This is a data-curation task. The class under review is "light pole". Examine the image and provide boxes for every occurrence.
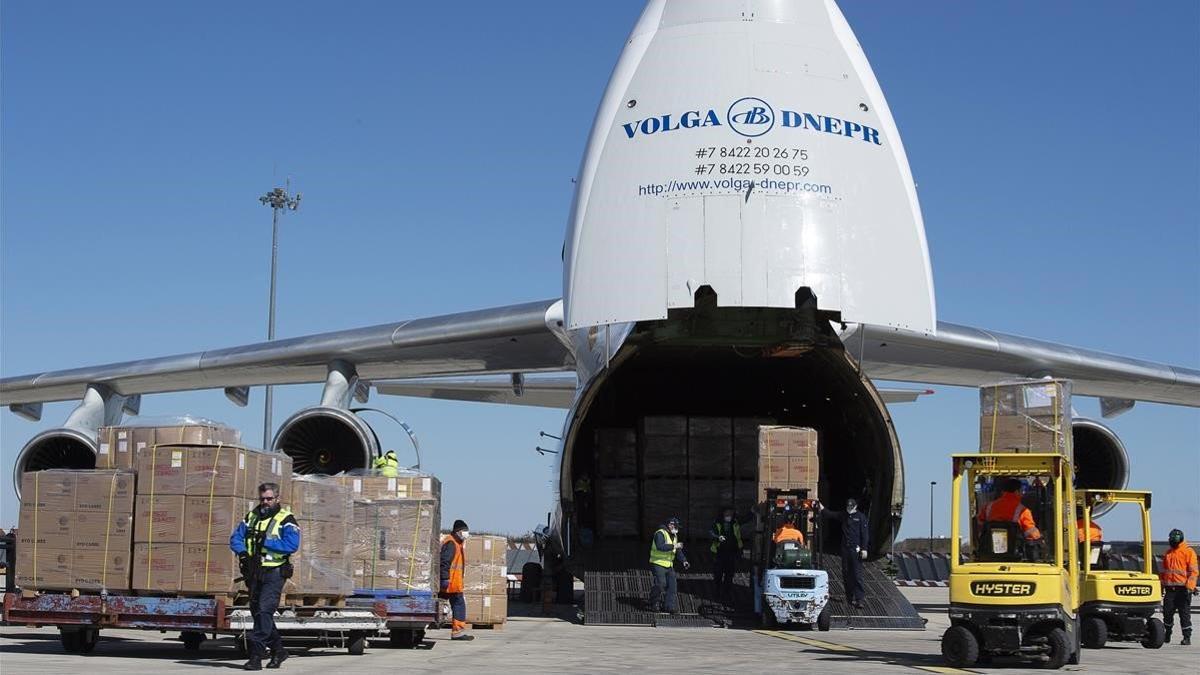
[259,183,301,448]
[929,480,937,553]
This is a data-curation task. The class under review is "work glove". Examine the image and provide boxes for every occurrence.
[238,553,250,576]
[674,542,684,550]
[682,561,690,570]
[1192,588,1199,597]
[860,550,868,560]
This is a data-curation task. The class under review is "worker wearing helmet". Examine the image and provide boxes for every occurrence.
[372,450,399,477]
[1160,528,1198,645]
[647,517,689,614]
[977,478,1042,542]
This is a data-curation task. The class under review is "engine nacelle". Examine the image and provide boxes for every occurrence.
[12,428,99,499]
[272,406,377,475]
[1072,417,1130,517]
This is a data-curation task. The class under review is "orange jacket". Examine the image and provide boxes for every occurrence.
[1076,519,1103,543]
[773,524,806,545]
[978,492,1041,541]
[1160,542,1199,590]
[440,535,465,594]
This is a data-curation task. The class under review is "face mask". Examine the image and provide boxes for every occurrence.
[459,530,470,540]
[847,506,857,514]
[668,527,678,534]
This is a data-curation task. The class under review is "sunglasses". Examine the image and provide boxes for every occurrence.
[259,495,277,502]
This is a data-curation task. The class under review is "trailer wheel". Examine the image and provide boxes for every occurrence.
[181,631,205,651]
[233,634,250,658]
[1142,618,1165,649]
[389,628,424,648]
[347,630,367,655]
[941,625,979,667]
[816,605,831,632]
[1082,616,1107,649]
[60,628,82,653]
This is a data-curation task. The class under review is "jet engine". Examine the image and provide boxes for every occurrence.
[1072,417,1130,517]
[12,428,98,493]
[272,406,378,475]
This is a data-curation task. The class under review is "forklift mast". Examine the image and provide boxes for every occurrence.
[755,488,823,569]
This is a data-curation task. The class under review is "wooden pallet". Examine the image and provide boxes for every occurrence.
[283,594,346,608]
[468,620,505,630]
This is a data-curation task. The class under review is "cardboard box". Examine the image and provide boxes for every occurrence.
[134,494,187,543]
[255,453,293,503]
[688,435,732,478]
[353,558,399,590]
[597,478,639,538]
[74,510,133,551]
[97,424,240,469]
[464,593,507,624]
[351,499,439,591]
[136,444,253,498]
[184,496,248,545]
[642,416,687,436]
[336,474,439,502]
[292,478,353,522]
[181,544,238,594]
[642,435,687,477]
[17,508,74,550]
[133,542,184,592]
[16,546,73,590]
[20,470,76,513]
[299,520,350,558]
[979,380,1072,456]
[641,479,689,539]
[757,426,819,500]
[287,554,353,596]
[688,479,733,533]
[594,428,637,477]
[463,535,507,595]
[74,470,136,512]
[72,549,131,591]
[979,414,1070,455]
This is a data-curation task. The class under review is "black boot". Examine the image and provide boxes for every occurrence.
[243,657,263,671]
[1182,635,1192,646]
[266,649,289,668]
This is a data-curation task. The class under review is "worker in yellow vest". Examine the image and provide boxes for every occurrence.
[648,517,689,613]
[230,482,300,670]
[372,450,399,477]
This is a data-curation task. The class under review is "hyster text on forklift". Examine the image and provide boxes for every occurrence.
[941,453,1082,669]
[1076,489,1166,649]
[752,489,831,630]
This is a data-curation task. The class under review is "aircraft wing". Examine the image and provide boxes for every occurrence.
[853,321,1200,411]
[0,299,573,410]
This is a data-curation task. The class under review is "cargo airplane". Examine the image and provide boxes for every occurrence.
[3,1,1197,585]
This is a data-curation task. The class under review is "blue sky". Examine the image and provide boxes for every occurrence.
[2,1,1197,542]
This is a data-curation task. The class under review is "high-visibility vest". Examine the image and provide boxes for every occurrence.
[711,522,742,553]
[442,535,466,593]
[650,528,677,568]
[1076,519,1103,543]
[1160,543,1199,590]
[773,525,805,545]
[244,507,294,568]
[978,493,1041,541]
[373,452,399,477]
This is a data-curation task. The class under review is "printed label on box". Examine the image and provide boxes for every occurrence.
[136,442,147,452]
[353,479,362,493]
[387,478,397,491]
[422,478,431,492]
[171,451,183,468]
[238,453,245,470]
[484,540,492,551]
[118,440,128,452]
[100,442,110,455]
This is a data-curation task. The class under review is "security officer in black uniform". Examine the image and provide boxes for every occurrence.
[818,497,870,609]
[231,482,301,670]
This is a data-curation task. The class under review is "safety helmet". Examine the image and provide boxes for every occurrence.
[385,450,397,458]
[1168,529,1185,546]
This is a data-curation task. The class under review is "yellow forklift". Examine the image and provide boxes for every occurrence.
[941,453,1081,669]
[1076,489,1165,649]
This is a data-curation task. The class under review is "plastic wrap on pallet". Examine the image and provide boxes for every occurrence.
[346,471,441,592]
[979,379,1073,457]
[688,416,733,479]
[597,477,638,538]
[462,534,507,595]
[135,444,291,500]
[464,592,507,624]
[594,427,638,477]
[287,474,354,596]
[17,469,135,592]
[96,415,241,470]
[756,426,819,501]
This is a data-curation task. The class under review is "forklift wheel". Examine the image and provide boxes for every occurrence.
[1142,618,1166,649]
[347,631,367,656]
[941,626,979,667]
[1082,616,1107,649]
[816,605,831,632]
[1043,627,1070,669]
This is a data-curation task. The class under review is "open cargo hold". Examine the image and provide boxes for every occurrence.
[17,470,135,592]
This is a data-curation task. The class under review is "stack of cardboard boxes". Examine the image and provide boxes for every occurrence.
[16,470,134,591]
[339,472,442,593]
[594,428,638,538]
[132,444,292,594]
[979,379,1072,457]
[463,534,508,625]
[756,426,820,501]
[95,421,241,470]
[288,476,354,596]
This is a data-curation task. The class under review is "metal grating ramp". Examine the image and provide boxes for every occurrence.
[820,554,926,630]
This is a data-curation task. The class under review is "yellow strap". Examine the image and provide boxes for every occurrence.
[101,472,117,589]
[406,498,423,590]
[146,444,157,589]
[203,443,223,592]
[33,472,40,585]
[989,385,999,452]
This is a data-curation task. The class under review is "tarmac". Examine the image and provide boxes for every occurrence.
[0,588,1193,674]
